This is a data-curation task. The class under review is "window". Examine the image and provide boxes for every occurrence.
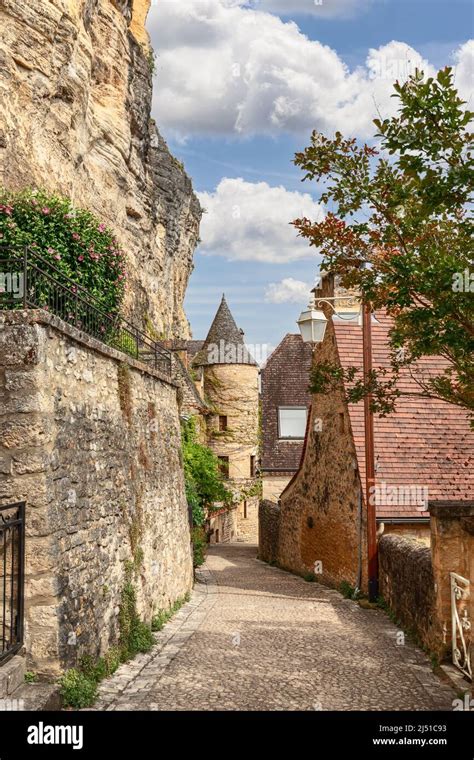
[278,407,307,439]
[218,456,229,478]
[250,455,256,478]
[219,415,228,431]
[243,500,248,519]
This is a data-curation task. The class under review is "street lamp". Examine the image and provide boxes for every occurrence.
[296,301,328,344]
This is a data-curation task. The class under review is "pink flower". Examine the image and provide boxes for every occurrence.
[41,207,50,215]
[31,199,38,206]
[71,286,77,293]
[47,247,55,254]
[54,254,61,261]
[78,255,84,262]
[72,232,80,241]
[98,223,106,233]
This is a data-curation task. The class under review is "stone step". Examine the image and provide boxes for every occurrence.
[0,655,26,698]
[5,683,61,712]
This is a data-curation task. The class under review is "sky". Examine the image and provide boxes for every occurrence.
[147,0,474,359]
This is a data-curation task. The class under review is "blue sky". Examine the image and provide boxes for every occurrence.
[147,0,473,358]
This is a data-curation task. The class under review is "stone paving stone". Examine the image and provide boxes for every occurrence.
[93,544,457,712]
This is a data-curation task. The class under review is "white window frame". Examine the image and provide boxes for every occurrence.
[277,406,307,440]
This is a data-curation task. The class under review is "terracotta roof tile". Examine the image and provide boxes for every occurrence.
[334,312,474,519]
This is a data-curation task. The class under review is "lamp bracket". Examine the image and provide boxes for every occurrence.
[313,295,360,319]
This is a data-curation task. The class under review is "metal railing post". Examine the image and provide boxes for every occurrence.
[23,247,28,308]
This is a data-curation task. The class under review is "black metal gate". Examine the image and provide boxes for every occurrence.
[0,502,25,664]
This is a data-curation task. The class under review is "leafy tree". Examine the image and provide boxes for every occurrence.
[293,68,473,416]
[181,417,232,527]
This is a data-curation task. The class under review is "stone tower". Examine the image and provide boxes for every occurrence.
[193,296,260,542]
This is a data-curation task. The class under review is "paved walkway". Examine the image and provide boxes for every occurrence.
[94,544,456,711]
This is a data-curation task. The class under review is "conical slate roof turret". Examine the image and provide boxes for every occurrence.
[193,295,257,366]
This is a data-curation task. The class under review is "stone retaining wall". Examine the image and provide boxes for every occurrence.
[379,534,437,652]
[0,311,193,676]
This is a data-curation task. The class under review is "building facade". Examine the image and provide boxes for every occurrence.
[190,296,260,543]
[261,334,313,502]
[265,274,474,593]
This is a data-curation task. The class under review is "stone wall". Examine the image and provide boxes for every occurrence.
[277,318,367,590]
[236,497,259,544]
[0,0,201,337]
[208,507,237,545]
[430,502,473,664]
[258,500,280,565]
[0,310,193,676]
[262,474,293,502]
[379,535,438,652]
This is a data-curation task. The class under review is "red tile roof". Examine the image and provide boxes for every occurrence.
[334,312,473,519]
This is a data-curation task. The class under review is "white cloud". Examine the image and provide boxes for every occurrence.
[149,0,473,140]
[197,177,324,263]
[265,277,313,303]
[453,40,474,109]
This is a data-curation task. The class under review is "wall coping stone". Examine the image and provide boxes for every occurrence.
[0,309,178,388]
[428,500,474,518]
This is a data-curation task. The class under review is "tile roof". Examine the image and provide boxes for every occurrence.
[334,312,473,519]
[192,295,257,366]
[261,334,313,471]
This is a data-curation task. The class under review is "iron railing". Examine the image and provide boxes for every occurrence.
[0,246,172,376]
[0,502,25,665]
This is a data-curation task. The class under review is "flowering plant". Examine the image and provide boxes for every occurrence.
[0,188,126,317]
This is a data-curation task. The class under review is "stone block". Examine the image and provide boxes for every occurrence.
[0,656,25,698]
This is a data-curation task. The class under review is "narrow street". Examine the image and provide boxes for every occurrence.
[94,544,456,712]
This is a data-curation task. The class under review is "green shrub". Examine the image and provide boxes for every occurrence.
[339,580,360,600]
[24,671,37,684]
[303,572,316,582]
[0,187,126,318]
[60,668,98,709]
[152,593,190,632]
[192,526,207,568]
[182,417,232,527]
[118,578,153,660]
[109,330,139,358]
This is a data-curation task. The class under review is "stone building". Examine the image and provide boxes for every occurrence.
[263,274,474,594]
[190,296,260,543]
[261,334,313,502]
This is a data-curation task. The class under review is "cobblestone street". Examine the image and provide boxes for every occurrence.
[94,544,456,712]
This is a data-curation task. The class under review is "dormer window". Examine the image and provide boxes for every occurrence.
[278,407,307,440]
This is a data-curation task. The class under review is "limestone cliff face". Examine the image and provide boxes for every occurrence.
[0,0,201,338]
